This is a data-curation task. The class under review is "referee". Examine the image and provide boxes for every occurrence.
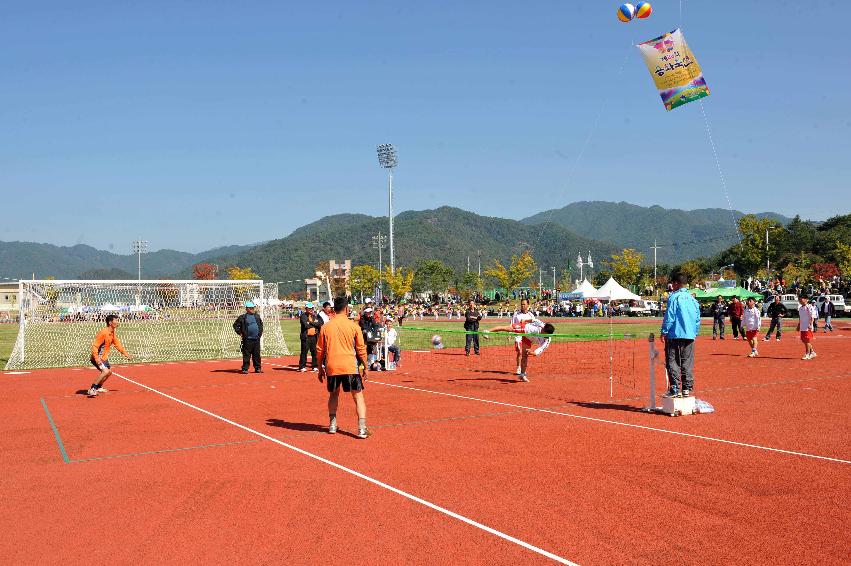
[316,297,370,439]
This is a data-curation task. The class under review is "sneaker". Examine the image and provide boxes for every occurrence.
[776,337,781,341]
[357,428,371,439]
[311,368,319,373]
[255,369,263,373]
[763,337,770,342]
[96,386,109,393]
[809,352,817,359]
[802,354,811,360]
[747,351,757,358]
[328,424,337,434]
[87,387,98,397]
[240,370,249,374]
[515,366,522,375]
[465,351,470,356]
[518,373,529,382]
[661,390,678,398]
[682,389,691,397]
[299,368,307,372]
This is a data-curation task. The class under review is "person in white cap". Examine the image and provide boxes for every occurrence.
[233,300,263,374]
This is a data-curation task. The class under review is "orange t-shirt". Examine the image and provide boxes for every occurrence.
[91,327,128,361]
[316,315,367,376]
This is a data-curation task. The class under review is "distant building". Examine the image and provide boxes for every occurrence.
[304,260,352,302]
[0,281,20,321]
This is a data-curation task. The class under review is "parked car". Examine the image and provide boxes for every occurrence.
[627,299,652,316]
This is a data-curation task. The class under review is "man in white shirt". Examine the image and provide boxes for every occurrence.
[742,297,762,358]
[384,319,400,365]
[486,319,554,382]
[510,298,537,375]
[797,295,818,360]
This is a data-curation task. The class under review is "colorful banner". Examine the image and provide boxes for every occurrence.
[636,28,709,111]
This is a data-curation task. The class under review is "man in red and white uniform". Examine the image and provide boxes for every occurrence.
[486,318,554,383]
[797,294,818,360]
[510,298,537,375]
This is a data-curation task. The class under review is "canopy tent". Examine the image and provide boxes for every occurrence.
[589,277,642,302]
[689,286,762,300]
[128,304,155,312]
[99,303,120,312]
[575,279,598,296]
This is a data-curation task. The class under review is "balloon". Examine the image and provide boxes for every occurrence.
[617,3,636,22]
[635,1,652,19]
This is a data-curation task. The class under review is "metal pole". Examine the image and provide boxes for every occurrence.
[645,333,658,412]
[388,169,395,274]
[552,267,556,293]
[766,228,770,277]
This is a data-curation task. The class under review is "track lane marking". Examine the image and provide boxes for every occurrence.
[370,381,851,465]
[112,372,578,566]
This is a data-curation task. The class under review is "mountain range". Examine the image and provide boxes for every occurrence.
[0,202,794,287]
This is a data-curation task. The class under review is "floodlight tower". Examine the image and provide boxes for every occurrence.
[132,239,149,281]
[376,144,398,274]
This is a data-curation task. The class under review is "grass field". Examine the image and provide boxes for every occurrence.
[0,316,761,369]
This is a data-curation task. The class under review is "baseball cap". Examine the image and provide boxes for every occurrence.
[363,306,373,313]
[305,301,314,309]
[364,297,373,304]
[244,301,255,308]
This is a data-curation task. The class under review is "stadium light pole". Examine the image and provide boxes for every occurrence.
[132,239,149,281]
[376,144,398,274]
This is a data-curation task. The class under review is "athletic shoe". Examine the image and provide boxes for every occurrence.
[96,386,109,393]
[357,428,371,439]
[747,352,757,358]
[518,373,529,382]
[809,352,817,359]
[776,337,781,341]
[763,337,770,341]
[87,387,98,397]
[328,424,337,434]
[802,354,811,360]
[682,389,691,397]
[661,390,678,398]
[299,368,307,372]
[515,366,522,375]
[311,368,318,373]
[255,370,263,373]
[240,370,249,374]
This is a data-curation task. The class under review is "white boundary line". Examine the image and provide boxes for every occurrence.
[370,381,851,465]
[111,372,577,565]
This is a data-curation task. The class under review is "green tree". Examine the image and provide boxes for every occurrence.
[593,269,612,287]
[484,250,537,293]
[677,260,704,286]
[607,248,644,287]
[734,214,785,275]
[461,271,484,293]
[412,260,455,295]
[835,243,851,276]
[349,265,380,298]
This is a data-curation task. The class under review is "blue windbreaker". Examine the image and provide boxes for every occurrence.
[661,288,701,339]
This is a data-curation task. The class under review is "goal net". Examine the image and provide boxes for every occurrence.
[5,280,290,370]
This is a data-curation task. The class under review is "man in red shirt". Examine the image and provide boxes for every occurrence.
[728,296,745,340]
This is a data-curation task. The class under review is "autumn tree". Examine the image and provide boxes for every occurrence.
[384,266,415,298]
[226,266,260,280]
[193,263,219,280]
[607,248,644,287]
[835,243,851,276]
[484,250,537,293]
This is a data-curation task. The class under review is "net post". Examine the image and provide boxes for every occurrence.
[645,333,657,412]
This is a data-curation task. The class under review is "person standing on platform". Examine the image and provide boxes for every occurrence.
[233,301,263,374]
[463,298,483,356]
[728,296,745,340]
[711,295,727,340]
[660,272,701,398]
[764,294,787,341]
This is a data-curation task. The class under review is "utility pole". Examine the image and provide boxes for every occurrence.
[467,256,470,273]
[477,250,481,277]
[552,266,556,293]
[766,228,770,277]
[651,239,660,289]
[376,144,398,273]
[539,268,543,293]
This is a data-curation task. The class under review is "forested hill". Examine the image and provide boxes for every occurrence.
[195,206,619,294]
[521,201,791,264]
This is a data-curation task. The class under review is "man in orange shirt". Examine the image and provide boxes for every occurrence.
[87,314,132,397]
[316,297,370,439]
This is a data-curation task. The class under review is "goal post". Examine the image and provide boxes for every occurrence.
[5,280,290,370]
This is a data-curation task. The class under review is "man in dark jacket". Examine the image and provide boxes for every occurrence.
[299,302,323,372]
[233,300,263,374]
[764,294,787,341]
[463,298,483,355]
[728,297,745,339]
[819,296,835,332]
[710,296,727,340]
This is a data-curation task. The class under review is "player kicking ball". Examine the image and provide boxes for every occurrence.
[485,320,554,382]
[87,314,132,397]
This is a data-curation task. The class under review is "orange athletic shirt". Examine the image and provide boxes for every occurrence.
[316,315,367,376]
[91,327,127,360]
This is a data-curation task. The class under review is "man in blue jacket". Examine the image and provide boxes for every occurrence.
[661,272,701,397]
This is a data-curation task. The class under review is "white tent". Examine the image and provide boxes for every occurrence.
[575,279,597,297]
[589,277,642,301]
[99,303,120,312]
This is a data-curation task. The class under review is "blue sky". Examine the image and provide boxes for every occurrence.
[1,1,848,252]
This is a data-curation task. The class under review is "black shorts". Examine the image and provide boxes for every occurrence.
[91,356,111,370]
[327,374,364,393]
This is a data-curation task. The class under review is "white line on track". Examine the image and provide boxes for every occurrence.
[111,371,577,565]
[370,381,850,465]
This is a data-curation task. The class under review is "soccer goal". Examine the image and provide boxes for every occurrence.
[5,280,290,370]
